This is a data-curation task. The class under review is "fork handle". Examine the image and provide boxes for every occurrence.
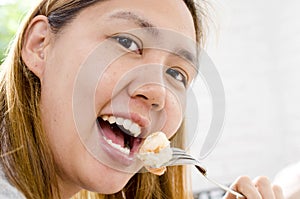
[203,175,246,198]
[195,165,207,175]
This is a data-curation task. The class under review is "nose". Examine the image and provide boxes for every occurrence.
[132,83,166,111]
[128,50,169,111]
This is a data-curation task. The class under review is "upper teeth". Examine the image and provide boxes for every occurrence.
[101,115,142,137]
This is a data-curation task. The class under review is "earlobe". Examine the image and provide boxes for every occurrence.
[22,15,50,79]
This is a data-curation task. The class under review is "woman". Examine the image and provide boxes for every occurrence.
[0,0,284,198]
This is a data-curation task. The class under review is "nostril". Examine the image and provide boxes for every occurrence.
[135,94,160,109]
[132,87,165,111]
[151,103,159,109]
[136,94,148,100]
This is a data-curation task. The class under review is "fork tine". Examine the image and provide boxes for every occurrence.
[171,150,203,164]
[163,150,206,173]
[168,155,196,163]
[164,159,200,167]
[171,148,187,154]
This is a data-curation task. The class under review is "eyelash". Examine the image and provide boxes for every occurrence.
[112,34,142,55]
[166,68,187,87]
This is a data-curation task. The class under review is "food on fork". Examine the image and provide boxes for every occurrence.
[137,131,172,175]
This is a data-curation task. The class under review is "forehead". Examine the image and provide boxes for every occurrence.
[80,0,196,40]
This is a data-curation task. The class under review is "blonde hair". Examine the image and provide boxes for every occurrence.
[0,0,206,198]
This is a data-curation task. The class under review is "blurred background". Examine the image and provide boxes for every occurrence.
[190,0,300,198]
[1,0,300,198]
[0,0,37,63]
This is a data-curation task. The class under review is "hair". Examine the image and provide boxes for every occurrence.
[0,0,208,198]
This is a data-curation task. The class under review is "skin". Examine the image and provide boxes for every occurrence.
[21,0,285,198]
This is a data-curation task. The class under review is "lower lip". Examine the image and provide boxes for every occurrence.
[97,125,136,166]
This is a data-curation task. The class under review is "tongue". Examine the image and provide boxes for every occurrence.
[98,119,125,147]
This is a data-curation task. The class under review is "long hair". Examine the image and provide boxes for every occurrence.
[0,0,207,198]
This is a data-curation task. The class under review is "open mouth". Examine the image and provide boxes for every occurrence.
[97,115,143,157]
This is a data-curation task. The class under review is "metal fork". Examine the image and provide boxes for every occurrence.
[161,147,245,198]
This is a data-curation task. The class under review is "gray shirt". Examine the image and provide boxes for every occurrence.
[0,167,25,199]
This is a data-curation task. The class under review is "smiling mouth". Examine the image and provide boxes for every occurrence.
[97,115,143,156]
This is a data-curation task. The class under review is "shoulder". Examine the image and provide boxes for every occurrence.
[0,168,25,199]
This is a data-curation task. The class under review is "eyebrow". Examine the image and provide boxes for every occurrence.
[108,11,197,66]
[109,11,159,36]
[176,49,197,67]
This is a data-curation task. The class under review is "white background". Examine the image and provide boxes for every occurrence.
[190,0,300,193]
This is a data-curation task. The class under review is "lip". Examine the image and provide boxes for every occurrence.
[97,124,135,166]
[127,112,150,128]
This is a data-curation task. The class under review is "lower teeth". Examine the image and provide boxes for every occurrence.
[103,137,130,155]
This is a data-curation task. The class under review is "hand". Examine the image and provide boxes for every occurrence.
[223,176,284,199]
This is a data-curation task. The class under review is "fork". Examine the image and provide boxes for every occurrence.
[161,147,246,198]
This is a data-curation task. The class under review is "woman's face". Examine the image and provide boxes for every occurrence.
[40,0,196,196]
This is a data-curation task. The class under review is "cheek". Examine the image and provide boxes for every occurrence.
[163,93,185,138]
[39,45,88,166]
[94,62,131,111]
[94,73,118,113]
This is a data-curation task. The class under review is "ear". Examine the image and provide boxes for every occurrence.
[22,15,51,79]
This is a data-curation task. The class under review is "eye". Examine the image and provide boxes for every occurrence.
[166,68,187,87]
[112,34,142,54]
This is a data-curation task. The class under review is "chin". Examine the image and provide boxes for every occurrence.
[90,180,130,195]
[101,182,128,195]
[85,168,134,195]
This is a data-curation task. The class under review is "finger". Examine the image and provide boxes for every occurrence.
[272,185,284,199]
[253,176,275,199]
[224,176,262,199]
